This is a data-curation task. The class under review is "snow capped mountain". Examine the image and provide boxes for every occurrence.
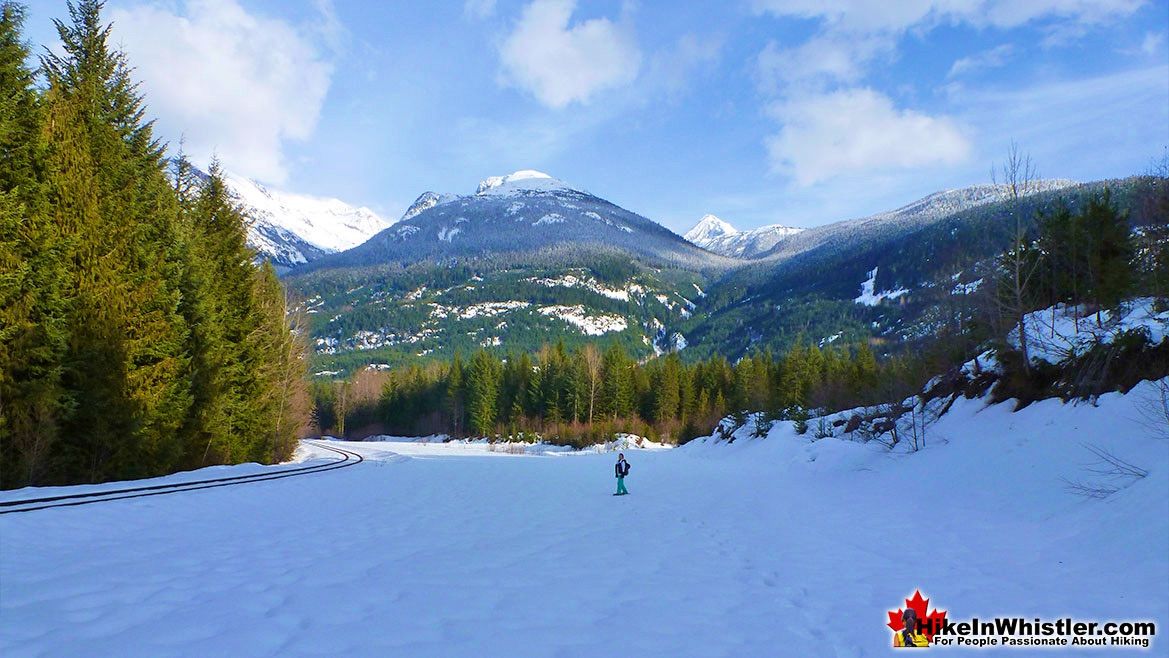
[304,170,723,271]
[210,170,391,270]
[684,214,803,259]
[684,214,738,244]
[475,170,581,196]
[401,191,458,222]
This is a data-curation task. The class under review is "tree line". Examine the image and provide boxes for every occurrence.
[0,1,309,488]
[310,339,949,446]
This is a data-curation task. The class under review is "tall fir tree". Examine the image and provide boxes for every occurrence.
[466,349,500,436]
[39,0,193,481]
[0,1,71,487]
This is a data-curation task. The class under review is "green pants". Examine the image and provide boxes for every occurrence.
[616,476,628,494]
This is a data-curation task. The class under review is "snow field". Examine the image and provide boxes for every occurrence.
[2,382,1167,657]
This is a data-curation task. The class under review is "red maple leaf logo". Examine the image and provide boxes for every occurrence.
[887,590,948,641]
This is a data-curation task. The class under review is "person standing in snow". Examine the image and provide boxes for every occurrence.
[614,453,630,495]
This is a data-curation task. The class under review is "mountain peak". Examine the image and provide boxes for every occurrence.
[402,191,457,221]
[476,170,578,196]
[212,168,389,268]
[685,215,805,259]
[684,214,738,243]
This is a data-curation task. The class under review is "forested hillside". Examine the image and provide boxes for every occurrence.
[0,1,309,488]
[313,175,1167,444]
[291,249,707,372]
[682,177,1167,360]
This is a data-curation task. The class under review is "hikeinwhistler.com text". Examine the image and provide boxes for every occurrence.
[926,617,1156,649]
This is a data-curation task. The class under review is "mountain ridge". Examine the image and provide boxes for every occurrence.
[296,170,730,273]
[684,214,804,259]
[191,166,392,270]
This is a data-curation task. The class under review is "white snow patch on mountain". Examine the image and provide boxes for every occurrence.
[539,305,627,335]
[429,301,530,320]
[533,213,565,226]
[952,278,983,295]
[476,170,581,196]
[225,172,390,255]
[527,273,632,301]
[854,267,909,306]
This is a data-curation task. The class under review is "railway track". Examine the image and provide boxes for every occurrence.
[0,441,363,515]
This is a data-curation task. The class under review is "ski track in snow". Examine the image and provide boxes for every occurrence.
[2,384,1167,657]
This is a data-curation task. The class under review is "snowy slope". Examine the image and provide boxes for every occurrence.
[684,214,803,259]
[1011,298,1169,365]
[214,171,391,269]
[2,383,1165,656]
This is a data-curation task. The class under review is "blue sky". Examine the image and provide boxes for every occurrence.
[23,0,1169,232]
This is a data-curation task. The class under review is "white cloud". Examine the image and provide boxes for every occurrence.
[109,0,337,184]
[756,34,892,92]
[464,0,497,20]
[751,0,938,33]
[1140,31,1166,56]
[645,33,723,98]
[499,0,641,108]
[947,44,1016,78]
[951,64,1169,168]
[750,0,1142,186]
[751,0,1144,33]
[766,88,971,186]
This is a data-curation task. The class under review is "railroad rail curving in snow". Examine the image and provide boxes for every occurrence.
[0,441,363,515]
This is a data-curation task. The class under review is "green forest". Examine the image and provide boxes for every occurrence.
[0,1,309,488]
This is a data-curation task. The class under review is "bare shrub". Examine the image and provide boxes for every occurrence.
[1134,377,1169,440]
[1064,443,1148,499]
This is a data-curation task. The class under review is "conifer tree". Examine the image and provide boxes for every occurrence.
[466,349,499,436]
[0,1,71,486]
[1079,190,1135,321]
[446,352,466,435]
[41,0,192,481]
[601,343,633,420]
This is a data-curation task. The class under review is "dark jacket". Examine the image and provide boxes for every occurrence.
[615,459,630,478]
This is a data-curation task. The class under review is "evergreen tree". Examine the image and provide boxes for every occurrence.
[466,349,499,436]
[1079,190,1135,320]
[601,343,633,420]
[0,1,71,487]
[42,0,192,481]
[247,261,307,462]
[446,352,465,435]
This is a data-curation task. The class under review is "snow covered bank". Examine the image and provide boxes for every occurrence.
[1011,297,1169,365]
[2,384,1165,656]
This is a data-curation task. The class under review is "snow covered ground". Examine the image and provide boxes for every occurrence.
[1012,298,1169,365]
[2,383,1167,656]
